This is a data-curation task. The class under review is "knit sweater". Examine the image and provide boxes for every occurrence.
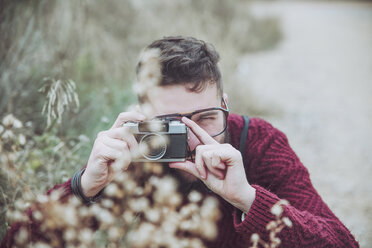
[1,114,359,247]
[211,114,358,247]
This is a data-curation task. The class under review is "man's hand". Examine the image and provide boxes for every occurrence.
[81,112,145,197]
[169,117,256,214]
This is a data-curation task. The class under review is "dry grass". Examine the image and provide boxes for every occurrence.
[0,0,282,244]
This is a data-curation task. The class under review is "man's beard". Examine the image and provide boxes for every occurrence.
[162,129,230,196]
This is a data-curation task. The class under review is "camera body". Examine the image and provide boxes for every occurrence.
[124,120,188,162]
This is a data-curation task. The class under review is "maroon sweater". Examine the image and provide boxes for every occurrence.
[1,114,359,247]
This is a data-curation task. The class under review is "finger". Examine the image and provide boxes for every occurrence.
[93,142,127,164]
[195,146,207,179]
[181,117,217,145]
[98,127,139,152]
[194,144,224,179]
[211,154,226,170]
[110,152,131,172]
[213,145,242,166]
[169,161,204,180]
[120,129,140,157]
[202,150,225,179]
[100,135,140,162]
[98,127,129,140]
[110,112,146,129]
[98,135,129,151]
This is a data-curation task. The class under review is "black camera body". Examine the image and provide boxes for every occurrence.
[123,120,188,162]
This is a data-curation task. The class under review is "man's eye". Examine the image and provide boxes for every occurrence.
[197,116,216,122]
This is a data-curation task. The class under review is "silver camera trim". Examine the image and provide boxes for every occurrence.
[123,120,187,134]
[123,120,188,162]
[139,133,167,161]
[133,157,186,162]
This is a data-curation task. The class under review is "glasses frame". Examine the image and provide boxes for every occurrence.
[154,98,229,137]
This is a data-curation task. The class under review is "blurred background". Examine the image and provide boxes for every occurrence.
[0,0,371,246]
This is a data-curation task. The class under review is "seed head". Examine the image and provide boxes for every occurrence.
[282,217,293,227]
[251,233,260,242]
[188,191,202,203]
[270,204,283,217]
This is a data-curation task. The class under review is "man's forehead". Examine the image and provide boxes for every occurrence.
[145,84,220,116]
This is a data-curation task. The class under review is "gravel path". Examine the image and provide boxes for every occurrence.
[237,1,372,246]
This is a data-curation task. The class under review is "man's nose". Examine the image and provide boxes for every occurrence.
[187,130,201,151]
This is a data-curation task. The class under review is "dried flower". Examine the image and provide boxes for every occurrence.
[39,78,79,128]
[101,116,110,123]
[188,190,202,203]
[36,195,48,203]
[145,208,161,223]
[13,119,23,128]
[251,233,260,242]
[136,48,162,87]
[79,228,94,244]
[101,199,114,209]
[2,130,14,140]
[14,227,28,245]
[6,126,222,248]
[2,114,16,127]
[61,205,77,226]
[128,197,150,212]
[32,242,52,248]
[200,220,218,240]
[282,217,293,227]
[108,226,121,241]
[33,210,43,221]
[249,199,292,248]
[18,134,26,145]
[123,210,136,223]
[78,134,90,143]
[63,228,76,241]
[201,197,220,220]
[97,209,115,225]
[270,204,283,217]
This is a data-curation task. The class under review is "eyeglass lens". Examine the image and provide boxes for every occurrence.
[190,109,226,137]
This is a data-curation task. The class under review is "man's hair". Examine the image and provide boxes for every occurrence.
[136,36,222,97]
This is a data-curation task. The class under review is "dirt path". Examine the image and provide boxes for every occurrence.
[237,1,372,246]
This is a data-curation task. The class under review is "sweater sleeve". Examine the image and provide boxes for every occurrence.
[46,178,73,199]
[232,119,359,248]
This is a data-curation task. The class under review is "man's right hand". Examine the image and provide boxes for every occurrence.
[80,111,145,197]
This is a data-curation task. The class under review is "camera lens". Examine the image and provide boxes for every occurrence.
[139,133,167,160]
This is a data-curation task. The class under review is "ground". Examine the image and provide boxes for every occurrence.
[236,1,372,247]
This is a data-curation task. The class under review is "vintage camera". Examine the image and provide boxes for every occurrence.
[123,120,188,162]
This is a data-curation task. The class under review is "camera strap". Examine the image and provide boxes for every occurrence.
[239,115,250,165]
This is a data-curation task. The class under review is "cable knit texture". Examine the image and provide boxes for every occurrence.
[1,114,359,247]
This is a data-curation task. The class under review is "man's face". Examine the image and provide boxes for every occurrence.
[145,83,227,182]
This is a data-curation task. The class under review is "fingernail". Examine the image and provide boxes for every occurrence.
[198,171,204,179]
[182,116,191,122]
[198,169,205,179]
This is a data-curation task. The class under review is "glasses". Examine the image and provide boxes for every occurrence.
[154,98,229,137]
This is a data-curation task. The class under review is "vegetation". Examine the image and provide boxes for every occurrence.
[0,0,282,245]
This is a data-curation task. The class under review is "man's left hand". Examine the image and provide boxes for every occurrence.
[169,117,256,214]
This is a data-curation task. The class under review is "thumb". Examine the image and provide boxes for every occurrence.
[169,161,204,180]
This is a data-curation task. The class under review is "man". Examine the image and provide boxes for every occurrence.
[2,36,359,247]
